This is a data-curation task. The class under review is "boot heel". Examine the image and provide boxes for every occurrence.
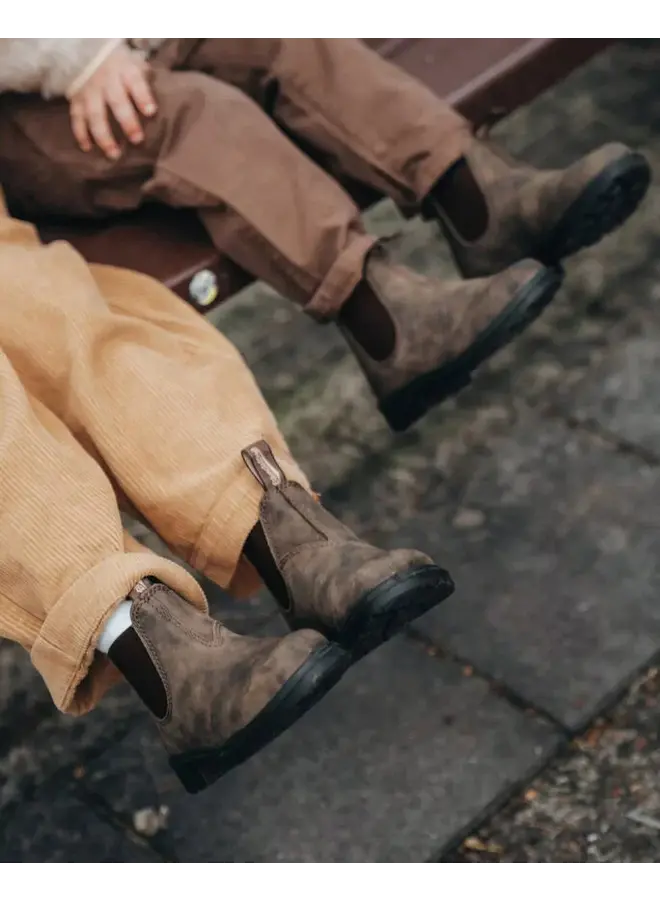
[380,369,472,432]
[380,265,563,433]
[169,751,225,794]
[339,565,455,660]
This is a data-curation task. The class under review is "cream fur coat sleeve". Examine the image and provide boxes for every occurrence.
[0,31,122,98]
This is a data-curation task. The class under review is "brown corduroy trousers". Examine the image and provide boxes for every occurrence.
[0,39,471,321]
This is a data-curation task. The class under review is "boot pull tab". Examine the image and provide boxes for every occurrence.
[242,440,286,490]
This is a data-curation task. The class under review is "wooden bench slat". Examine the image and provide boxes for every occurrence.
[38,207,250,303]
[443,38,612,123]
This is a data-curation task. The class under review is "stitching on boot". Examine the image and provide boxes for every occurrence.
[147,585,217,643]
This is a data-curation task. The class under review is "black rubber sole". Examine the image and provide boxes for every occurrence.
[169,642,349,794]
[336,564,455,661]
[538,151,651,265]
[380,265,563,432]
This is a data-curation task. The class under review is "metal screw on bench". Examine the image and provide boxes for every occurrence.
[189,269,219,309]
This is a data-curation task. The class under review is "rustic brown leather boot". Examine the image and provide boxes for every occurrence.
[340,248,562,431]
[114,579,349,794]
[242,441,454,659]
[426,139,651,278]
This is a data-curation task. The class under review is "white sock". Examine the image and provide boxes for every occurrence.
[97,600,133,654]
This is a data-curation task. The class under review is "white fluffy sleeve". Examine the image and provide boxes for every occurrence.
[0,39,122,98]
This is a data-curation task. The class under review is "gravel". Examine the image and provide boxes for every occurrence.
[445,664,660,862]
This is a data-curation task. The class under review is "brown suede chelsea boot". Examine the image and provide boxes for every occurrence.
[242,441,454,659]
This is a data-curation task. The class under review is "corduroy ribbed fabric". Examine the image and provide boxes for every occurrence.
[0,192,308,715]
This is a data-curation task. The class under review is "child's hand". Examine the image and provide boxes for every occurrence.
[69,44,157,160]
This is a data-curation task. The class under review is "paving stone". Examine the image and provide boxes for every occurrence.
[567,332,660,457]
[83,637,557,862]
[0,635,143,812]
[0,642,53,750]
[409,415,660,730]
[0,682,142,814]
[0,786,158,862]
[446,665,660,863]
[494,41,660,165]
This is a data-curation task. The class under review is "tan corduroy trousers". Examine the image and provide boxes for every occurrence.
[0,195,308,716]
